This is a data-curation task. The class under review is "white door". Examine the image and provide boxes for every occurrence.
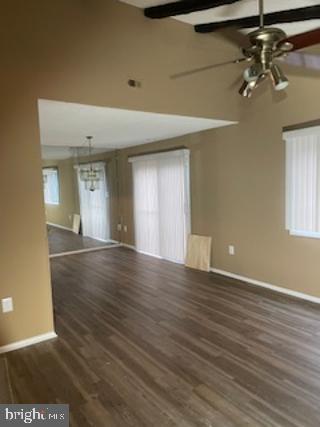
[77,162,110,242]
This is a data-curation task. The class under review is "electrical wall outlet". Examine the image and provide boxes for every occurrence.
[228,245,235,256]
[2,297,13,313]
[123,225,128,233]
[117,224,122,231]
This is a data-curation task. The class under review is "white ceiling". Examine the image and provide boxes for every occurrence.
[120,0,320,36]
[38,99,235,153]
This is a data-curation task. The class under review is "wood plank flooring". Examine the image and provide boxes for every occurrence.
[47,225,113,255]
[0,358,12,403]
[3,247,320,426]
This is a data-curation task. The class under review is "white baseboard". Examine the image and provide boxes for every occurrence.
[210,268,320,305]
[136,249,163,259]
[49,243,121,258]
[120,244,183,263]
[116,245,320,304]
[46,222,73,232]
[92,237,113,243]
[0,331,57,354]
[121,243,136,251]
[120,243,160,257]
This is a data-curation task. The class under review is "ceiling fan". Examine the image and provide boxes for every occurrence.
[171,0,320,98]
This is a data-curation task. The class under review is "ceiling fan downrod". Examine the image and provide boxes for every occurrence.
[259,0,264,28]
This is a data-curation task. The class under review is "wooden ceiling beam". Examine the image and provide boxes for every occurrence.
[195,6,320,33]
[144,0,243,19]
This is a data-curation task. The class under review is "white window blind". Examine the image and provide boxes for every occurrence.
[129,149,191,264]
[43,168,60,205]
[284,127,320,238]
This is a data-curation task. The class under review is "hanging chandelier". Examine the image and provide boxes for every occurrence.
[79,136,101,192]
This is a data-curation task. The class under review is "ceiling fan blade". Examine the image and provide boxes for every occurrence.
[171,57,248,79]
[279,52,320,71]
[282,28,320,51]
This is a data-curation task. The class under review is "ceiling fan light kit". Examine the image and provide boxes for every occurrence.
[237,20,291,96]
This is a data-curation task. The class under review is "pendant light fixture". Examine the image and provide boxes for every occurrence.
[79,136,101,192]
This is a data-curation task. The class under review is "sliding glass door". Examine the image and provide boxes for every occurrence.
[130,149,190,263]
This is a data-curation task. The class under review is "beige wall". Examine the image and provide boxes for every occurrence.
[0,99,55,346]
[118,72,320,298]
[42,158,78,229]
[1,0,320,348]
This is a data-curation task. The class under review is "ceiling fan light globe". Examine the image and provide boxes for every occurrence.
[243,64,262,82]
[270,64,289,91]
[243,67,255,82]
[275,80,289,91]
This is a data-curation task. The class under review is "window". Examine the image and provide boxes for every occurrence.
[284,126,320,238]
[129,149,190,263]
[43,167,60,205]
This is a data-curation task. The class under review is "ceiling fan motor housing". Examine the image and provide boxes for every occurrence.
[245,27,292,71]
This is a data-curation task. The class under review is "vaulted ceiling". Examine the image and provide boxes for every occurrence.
[120,0,320,37]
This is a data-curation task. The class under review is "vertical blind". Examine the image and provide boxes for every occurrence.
[129,149,190,263]
[43,168,60,205]
[77,162,110,242]
[284,127,320,236]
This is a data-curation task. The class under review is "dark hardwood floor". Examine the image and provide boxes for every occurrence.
[2,247,320,426]
[0,358,12,403]
[47,225,114,255]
